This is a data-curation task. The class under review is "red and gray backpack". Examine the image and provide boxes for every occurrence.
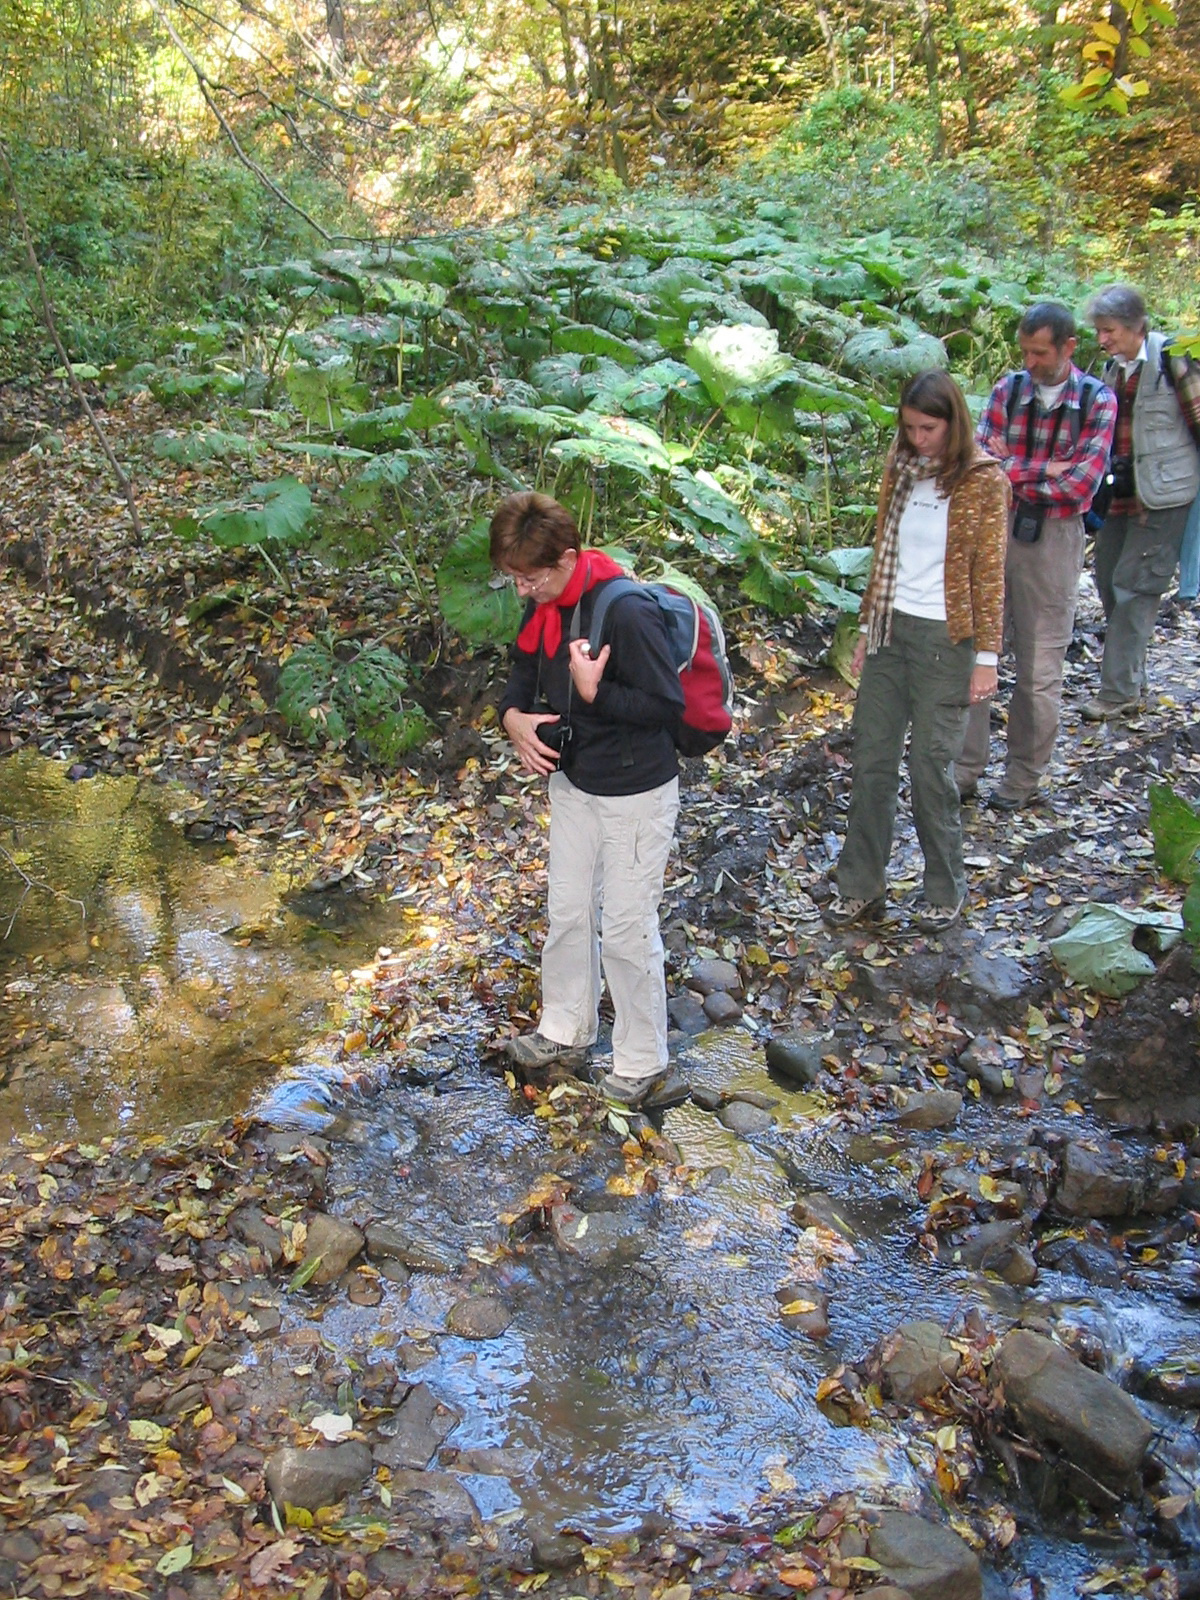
[585,578,734,757]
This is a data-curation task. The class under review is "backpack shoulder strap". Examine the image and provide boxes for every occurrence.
[584,577,643,650]
[1004,371,1024,431]
[1070,373,1103,447]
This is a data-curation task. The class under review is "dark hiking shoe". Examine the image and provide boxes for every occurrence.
[505,1033,590,1072]
[1080,696,1142,722]
[599,1066,690,1109]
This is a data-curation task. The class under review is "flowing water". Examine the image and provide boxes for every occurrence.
[2,751,1198,1593]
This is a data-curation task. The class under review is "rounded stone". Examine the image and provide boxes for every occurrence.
[703,990,744,1024]
[447,1294,512,1340]
[765,1032,826,1086]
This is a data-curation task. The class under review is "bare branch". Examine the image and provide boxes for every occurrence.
[147,0,335,244]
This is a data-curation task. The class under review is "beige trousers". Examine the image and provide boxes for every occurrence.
[956,514,1086,798]
[539,771,679,1080]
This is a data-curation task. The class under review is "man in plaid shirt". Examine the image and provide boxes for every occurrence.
[1083,284,1200,719]
[955,302,1116,810]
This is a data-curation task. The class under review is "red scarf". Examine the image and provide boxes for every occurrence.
[516,550,627,657]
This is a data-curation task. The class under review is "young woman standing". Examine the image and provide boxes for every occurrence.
[825,370,1010,933]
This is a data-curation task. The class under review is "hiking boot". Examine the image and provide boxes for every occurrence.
[821,893,885,929]
[913,896,966,934]
[986,788,1036,813]
[505,1033,590,1071]
[600,1066,690,1109]
[1080,695,1141,722]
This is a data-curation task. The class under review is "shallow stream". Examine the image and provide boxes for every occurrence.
[2,751,1198,1597]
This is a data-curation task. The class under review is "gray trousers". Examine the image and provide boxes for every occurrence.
[837,612,974,908]
[540,771,679,1079]
[1093,503,1190,703]
[957,514,1086,798]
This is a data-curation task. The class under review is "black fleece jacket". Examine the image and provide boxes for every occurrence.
[498,579,683,796]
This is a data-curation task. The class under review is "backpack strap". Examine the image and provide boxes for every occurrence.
[1004,371,1024,440]
[1070,372,1102,448]
[582,577,642,655]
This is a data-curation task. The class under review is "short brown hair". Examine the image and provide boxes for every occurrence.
[489,492,579,572]
[896,369,978,494]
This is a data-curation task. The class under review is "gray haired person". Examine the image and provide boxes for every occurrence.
[1084,284,1200,719]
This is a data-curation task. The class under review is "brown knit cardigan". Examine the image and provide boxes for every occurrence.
[859,445,1011,656]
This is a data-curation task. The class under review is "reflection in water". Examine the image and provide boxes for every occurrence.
[0,750,398,1142]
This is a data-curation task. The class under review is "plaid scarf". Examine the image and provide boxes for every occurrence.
[864,451,932,656]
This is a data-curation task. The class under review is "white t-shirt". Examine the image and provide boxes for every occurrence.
[894,478,950,621]
[1035,378,1069,410]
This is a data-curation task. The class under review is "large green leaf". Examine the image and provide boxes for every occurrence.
[602,359,709,419]
[671,468,751,537]
[553,322,643,367]
[437,517,523,646]
[153,429,259,463]
[806,546,874,585]
[686,323,792,399]
[739,544,804,614]
[345,405,416,447]
[1049,903,1183,997]
[283,358,370,427]
[550,435,665,480]
[371,277,448,316]
[203,476,314,549]
[686,324,800,439]
[795,571,862,612]
[1149,782,1200,883]
[841,327,948,382]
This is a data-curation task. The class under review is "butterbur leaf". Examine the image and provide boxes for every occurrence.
[1049,903,1183,997]
[438,516,523,646]
[1148,782,1200,882]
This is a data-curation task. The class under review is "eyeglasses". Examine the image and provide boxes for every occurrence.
[505,569,553,595]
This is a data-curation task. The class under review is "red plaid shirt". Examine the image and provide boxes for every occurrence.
[976,365,1117,519]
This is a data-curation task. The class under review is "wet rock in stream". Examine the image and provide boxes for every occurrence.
[373,1382,460,1470]
[895,1087,962,1130]
[1056,1138,1183,1219]
[301,1211,365,1283]
[363,1219,460,1273]
[549,1200,646,1267]
[877,1319,962,1406]
[867,1509,982,1600]
[447,1292,512,1339]
[993,1328,1153,1500]
[765,1029,828,1086]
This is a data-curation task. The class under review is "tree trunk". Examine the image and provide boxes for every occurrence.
[551,0,580,99]
[941,0,979,143]
[913,0,946,157]
[325,0,347,71]
[813,0,842,88]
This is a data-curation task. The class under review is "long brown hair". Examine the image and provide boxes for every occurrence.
[894,370,977,494]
